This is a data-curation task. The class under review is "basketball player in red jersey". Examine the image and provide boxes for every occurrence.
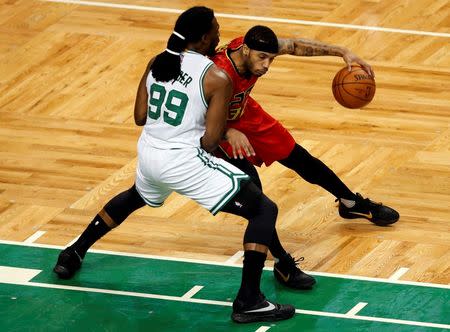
[212,26,399,228]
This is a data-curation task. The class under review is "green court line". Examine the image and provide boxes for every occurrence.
[0,241,449,331]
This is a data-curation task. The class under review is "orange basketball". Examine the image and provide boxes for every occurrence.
[332,65,376,109]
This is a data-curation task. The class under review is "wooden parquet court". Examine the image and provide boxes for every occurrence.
[0,0,449,286]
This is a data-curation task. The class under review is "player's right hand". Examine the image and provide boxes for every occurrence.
[225,128,256,159]
[342,51,374,78]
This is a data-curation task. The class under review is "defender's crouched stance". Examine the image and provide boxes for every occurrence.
[54,7,311,324]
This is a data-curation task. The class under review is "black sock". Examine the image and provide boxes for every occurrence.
[70,215,111,258]
[236,250,266,304]
[269,230,287,260]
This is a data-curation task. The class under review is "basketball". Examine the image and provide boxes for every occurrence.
[332,65,376,109]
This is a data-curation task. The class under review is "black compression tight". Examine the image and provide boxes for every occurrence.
[218,160,287,258]
[279,144,355,200]
[223,156,262,190]
[221,181,276,247]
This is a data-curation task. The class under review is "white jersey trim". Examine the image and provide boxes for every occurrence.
[199,62,214,108]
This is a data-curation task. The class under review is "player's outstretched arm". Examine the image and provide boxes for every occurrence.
[201,65,233,153]
[277,38,374,77]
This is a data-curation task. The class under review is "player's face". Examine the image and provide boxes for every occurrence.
[245,49,277,77]
[205,18,220,57]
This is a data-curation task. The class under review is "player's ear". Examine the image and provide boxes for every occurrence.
[201,33,209,44]
[243,44,250,57]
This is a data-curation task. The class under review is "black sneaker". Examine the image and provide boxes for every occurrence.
[232,294,295,323]
[273,254,316,290]
[53,247,83,279]
[338,193,399,226]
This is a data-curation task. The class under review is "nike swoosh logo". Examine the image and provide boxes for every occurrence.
[349,211,373,219]
[74,250,83,263]
[274,267,290,282]
[244,301,276,313]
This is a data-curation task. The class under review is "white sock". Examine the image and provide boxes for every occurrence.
[340,198,356,208]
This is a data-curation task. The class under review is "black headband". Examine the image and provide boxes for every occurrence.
[244,38,279,54]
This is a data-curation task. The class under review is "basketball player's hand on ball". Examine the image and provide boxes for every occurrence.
[225,128,256,159]
[342,51,374,78]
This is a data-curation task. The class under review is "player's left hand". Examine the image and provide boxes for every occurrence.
[225,128,256,159]
[342,51,375,78]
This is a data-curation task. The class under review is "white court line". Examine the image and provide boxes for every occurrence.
[0,275,447,330]
[255,327,271,332]
[30,280,231,306]
[346,302,368,316]
[181,285,203,299]
[24,231,46,243]
[225,251,244,264]
[389,267,410,281]
[294,308,449,330]
[0,239,449,290]
[0,266,42,283]
[41,0,450,38]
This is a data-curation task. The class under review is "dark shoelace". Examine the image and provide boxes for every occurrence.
[285,255,304,271]
[335,193,383,207]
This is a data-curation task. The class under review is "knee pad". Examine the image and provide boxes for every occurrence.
[221,180,263,218]
[221,180,278,246]
[243,194,278,246]
[103,185,145,225]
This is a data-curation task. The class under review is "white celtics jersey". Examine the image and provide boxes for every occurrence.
[140,50,214,149]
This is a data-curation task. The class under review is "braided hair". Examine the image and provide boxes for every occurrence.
[151,6,215,82]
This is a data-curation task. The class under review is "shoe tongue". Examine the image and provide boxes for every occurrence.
[281,255,297,269]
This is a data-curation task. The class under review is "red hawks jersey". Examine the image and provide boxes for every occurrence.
[211,37,258,121]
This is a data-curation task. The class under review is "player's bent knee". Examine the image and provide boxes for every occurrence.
[220,180,279,246]
[259,194,278,225]
[221,180,263,217]
[242,193,278,246]
[103,184,145,225]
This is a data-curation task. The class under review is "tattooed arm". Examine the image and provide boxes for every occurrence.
[278,38,374,77]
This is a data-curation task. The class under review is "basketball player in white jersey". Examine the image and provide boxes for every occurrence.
[53,7,300,324]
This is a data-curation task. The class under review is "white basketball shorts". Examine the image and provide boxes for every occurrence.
[135,141,249,215]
